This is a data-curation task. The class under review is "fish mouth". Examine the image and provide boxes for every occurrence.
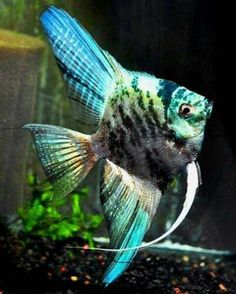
[206,99,214,118]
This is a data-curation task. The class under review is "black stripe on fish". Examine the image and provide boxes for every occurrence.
[157,79,179,110]
[144,113,156,135]
[118,127,135,162]
[118,105,125,121]
[131,128,142,147]
[137,94,145,111]
[132,108,143,125]
[148,98,160,126]
[145,148,159,179]
[131,76,139,91]
[108,130,118,152]
[152,148,160,157]
[122,114,134,130]
[144,148,169,190]
[108,129,128,163]
[140,125,148,137]
[150,126,156,138]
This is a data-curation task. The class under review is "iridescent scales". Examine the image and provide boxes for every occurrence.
[97,73,165,164]
[95,73,193,186]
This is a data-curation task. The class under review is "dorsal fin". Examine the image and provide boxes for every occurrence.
[40,6,122,133]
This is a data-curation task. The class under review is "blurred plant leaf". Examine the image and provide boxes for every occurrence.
[9,174,103,246]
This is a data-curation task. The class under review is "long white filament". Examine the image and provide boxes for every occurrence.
[67,161,200,252]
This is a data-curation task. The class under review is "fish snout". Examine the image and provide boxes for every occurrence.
[206,99,214,118]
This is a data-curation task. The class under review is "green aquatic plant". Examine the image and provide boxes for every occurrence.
[9,175,103,247]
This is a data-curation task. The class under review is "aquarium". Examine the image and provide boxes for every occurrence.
[0,1,235,293]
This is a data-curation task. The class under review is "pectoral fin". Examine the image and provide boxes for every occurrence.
[100,160,161,285]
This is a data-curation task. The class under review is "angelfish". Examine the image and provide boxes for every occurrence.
[24,6,213,285]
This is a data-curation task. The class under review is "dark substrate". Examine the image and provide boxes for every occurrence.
[0,229,235,294]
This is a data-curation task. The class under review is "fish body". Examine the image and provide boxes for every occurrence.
[93,71,209,190]
[24,6,213,286]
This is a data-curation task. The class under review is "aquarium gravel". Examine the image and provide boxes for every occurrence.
[0,231,235,294]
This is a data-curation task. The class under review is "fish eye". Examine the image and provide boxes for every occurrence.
[179,104,194,118]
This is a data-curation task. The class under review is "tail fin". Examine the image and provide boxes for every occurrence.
[24,124,97,198]
[40,6,122,133]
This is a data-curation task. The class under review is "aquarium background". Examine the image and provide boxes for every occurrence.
[0,0,235,254]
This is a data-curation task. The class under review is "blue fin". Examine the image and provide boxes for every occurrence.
[100,160,161,285]
[24,124,97,199]
[40,6,122,133]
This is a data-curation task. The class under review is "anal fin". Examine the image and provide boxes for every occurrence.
[100,160,161,285]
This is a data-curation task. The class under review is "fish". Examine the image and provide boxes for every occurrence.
[23,6,213,286]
